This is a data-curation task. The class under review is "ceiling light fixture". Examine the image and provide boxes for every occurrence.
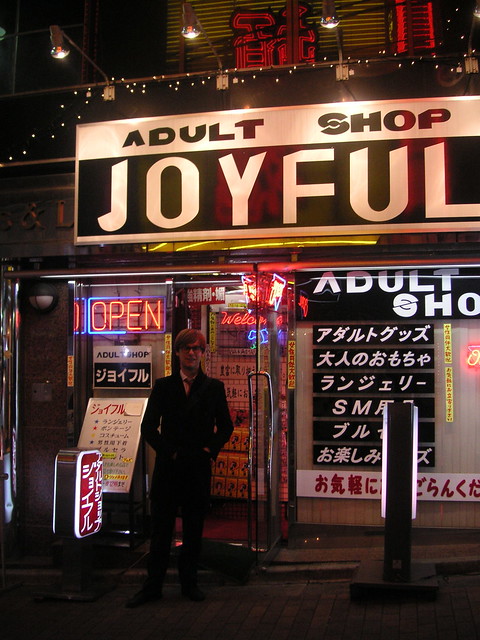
[320,0,340,29]
[49,24,69,58]
[181,2,202,39]
[49,25,115,100]
[180,3,227,89]
[318,2,347,81]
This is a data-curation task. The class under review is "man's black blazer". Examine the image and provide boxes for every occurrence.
[141,369,233,499]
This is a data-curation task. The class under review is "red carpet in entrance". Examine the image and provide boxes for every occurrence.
[203,515,248,541]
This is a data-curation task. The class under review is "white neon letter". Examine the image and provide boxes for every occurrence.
[283,149,335,224]
[97,160,128,232]
[146,157,199,229]
[349,146,408,221]
[425,143,480,218]
[219,152,266,226]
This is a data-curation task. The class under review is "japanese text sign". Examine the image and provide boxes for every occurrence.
[312,323,435,468]
[93,346,152,389]
[77,398,147,493]
[297,470,480,503]
[53,448,103,538]
[77,450,103,537]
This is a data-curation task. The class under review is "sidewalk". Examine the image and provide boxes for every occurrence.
[1,526,479,640]
[2,574,480,640]
[271,524,480,583]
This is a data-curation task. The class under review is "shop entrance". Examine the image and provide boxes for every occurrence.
[71,267,288,561]
[178,271,288,560]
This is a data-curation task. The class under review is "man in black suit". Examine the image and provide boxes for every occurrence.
[126,329,233,607]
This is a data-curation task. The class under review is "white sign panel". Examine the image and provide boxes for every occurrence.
[77,398,147,493]
[75,97,480,244]
[93,346,152,389]
[297,470,480,502]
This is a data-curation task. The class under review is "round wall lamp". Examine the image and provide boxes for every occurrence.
[28,282,59,313]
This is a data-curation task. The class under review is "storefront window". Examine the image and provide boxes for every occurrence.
[295,267,480,527]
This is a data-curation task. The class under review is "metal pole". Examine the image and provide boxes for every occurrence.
[0,471,7,589]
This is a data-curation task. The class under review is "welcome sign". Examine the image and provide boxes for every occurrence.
[75,97,480,245]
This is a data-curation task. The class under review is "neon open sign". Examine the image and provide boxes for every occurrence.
[85,296,166,335]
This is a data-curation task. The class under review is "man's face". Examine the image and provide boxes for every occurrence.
[177,341,203,375]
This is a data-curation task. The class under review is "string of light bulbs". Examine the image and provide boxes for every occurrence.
[1,45,475,164]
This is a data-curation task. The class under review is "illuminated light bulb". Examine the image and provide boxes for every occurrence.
[320,0,339,29]
[50,25,69,58]
[182,3,201,39]
[182,24,200,39]
[51,45,69,58]
[320,14,340,28]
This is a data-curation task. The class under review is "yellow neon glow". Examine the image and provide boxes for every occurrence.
[176,241,216,251]
[226,238,377,250]
[147,243,169,252]
[146,236,379,253]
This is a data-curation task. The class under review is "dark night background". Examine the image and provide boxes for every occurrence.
[0,1,479,167]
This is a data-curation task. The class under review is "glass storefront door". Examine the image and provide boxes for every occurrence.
[198,271,287,559]
[70,269,288,558]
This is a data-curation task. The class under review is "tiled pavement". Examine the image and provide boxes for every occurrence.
[1,572,480,639]
[1,525,480,640]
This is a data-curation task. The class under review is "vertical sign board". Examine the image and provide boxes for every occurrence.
[53,449,103,538]
[77,398,147,493]
[381,403,418,582]
[287,339,296,389]
[164,333,172,376]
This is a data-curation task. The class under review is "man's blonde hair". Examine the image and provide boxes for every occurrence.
[174,328,206,353]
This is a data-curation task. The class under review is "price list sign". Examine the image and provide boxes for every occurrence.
[78,398,147,493]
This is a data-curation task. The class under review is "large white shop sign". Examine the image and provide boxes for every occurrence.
[75,96,480,245]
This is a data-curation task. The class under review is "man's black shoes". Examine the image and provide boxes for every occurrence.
[181,586,206,601]
[125,590,162,608]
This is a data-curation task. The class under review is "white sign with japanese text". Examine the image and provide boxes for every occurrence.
[93,345,152,389]
[77,398,147,493]
[297,470,480,502]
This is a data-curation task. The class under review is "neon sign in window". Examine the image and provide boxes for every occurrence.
[248,328,269,344]
[220,311,266,326]
[85,296,166,335]
[242,273,286,311]
[467,345,480,367]
[74,298,84,334]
